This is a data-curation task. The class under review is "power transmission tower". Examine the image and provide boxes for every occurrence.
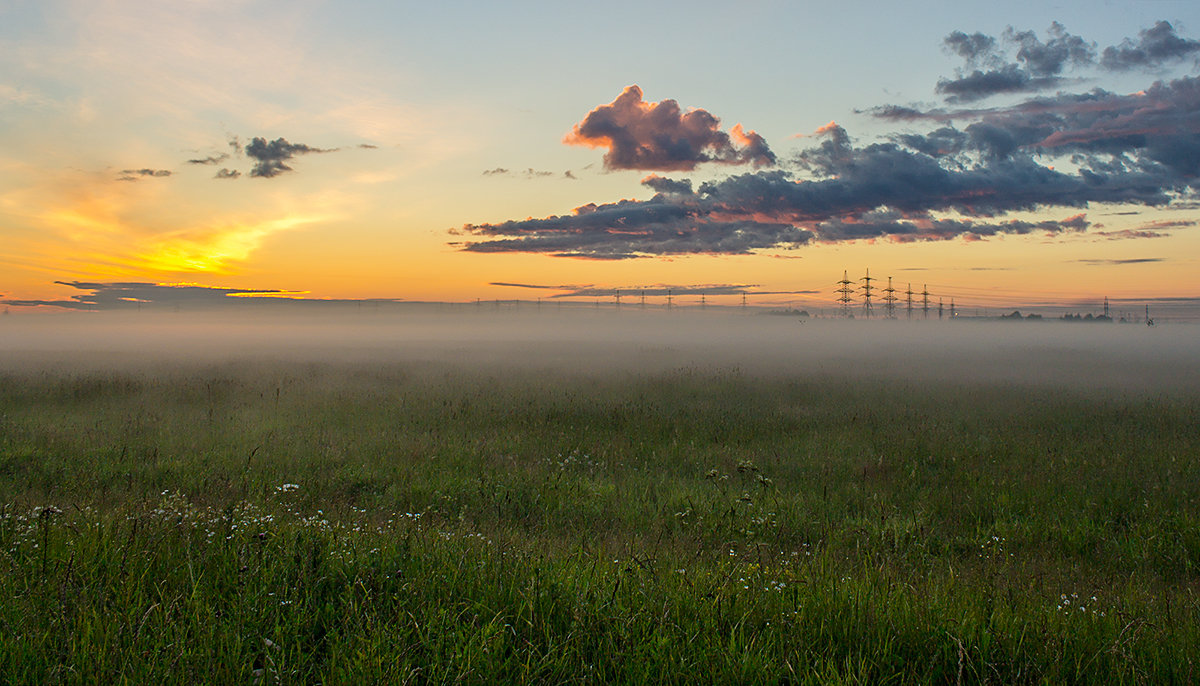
[615,289,621,308]
[1103,296,1109,318]
[860,268,875,318]
[640,290,646,308]
[666,288,673,309]
[938,298,944,320]
[835,270,854,318]
[950,298,957,318]
[741,292,747,309]
[905,283,914,319]
[882,276,898,319]
[921,285,930,319]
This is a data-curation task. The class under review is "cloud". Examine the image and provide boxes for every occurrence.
[1,281,400,311]
[641,174,694,196]
[491,282,763,298]
[454,117,1183,258]
[482,167,561,179]
[1077,258,1165,265]
[933,21,1199,102]
[936,22,1093,102]
[1101,21,1200,70]
[214,168,241,179]
[117,168,172,181]
[1092,229,1172,240]
[873,73,1200,176]
[186,153,229,166]
[245,137,334,178]
[490,282,587,290]
[563,85,775,171]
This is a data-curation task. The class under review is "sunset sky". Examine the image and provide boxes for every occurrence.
[3,0,1199,315]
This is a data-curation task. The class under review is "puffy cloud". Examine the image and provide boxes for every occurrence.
[1101,21,1200,70]
[563,85,775,171]
[934,21,1200,102]
[214,168,241,179]
[640,174,694,196]
[245,137,333,178]
[936,22,1093,102]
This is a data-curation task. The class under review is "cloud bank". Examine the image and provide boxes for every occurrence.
[453,21,1199,260]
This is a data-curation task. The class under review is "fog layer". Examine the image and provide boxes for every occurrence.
[2,309,1196,394]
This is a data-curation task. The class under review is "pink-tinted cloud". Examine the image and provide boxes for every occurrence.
[563,85,775,171]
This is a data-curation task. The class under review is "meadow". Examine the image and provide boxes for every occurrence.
[0,313,1197,684]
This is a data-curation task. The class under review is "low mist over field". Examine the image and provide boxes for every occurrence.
[3,309,1196,393]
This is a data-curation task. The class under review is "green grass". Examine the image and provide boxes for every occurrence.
[1,360,1198,683]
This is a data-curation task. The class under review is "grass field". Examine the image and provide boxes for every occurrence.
[1,315,1198,683]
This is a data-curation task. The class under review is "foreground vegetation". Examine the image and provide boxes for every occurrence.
[1,358,1198,684]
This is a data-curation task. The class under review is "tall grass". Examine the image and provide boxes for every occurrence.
[1,360,1197,683]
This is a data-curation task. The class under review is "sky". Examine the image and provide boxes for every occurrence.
[2,0,1199,316]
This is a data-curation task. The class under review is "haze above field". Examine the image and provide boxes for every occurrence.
[3,311,1196,394]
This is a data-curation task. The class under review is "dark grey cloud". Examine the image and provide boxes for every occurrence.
[1008,22,1095,77]
[1101,21,1200,70]
[877,74,1200,177]
[214,168,241,179]
[1078,258,1165,265]
[186,153,229,166]
[117,168,172,181]
[563,85,775,171]
[492,282,765,298]
[483,167,509,176]
[936,65,1059,103]
[245,137,333,178]
[2,282,399,311]
[358,143,379,149]
[934,21,1197,102]
[936,22,1093,102]
[944,31,1000,68]
[812,210,1089,243]
[641,174,694,196]
[1092,229,1172,240]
